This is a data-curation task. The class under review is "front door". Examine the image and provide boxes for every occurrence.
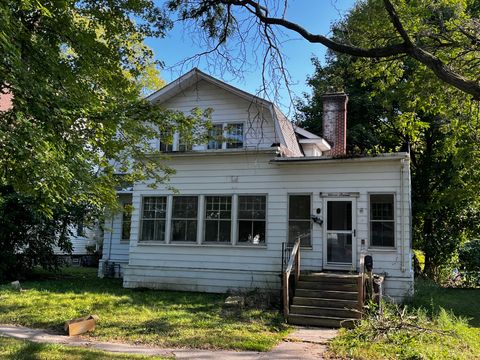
[323,198,356,270]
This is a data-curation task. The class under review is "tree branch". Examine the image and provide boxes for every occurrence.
[221,0,480,99]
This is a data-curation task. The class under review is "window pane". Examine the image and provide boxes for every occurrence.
[208,124,223,150]
[289,195,310,220]
[173,196,198,218]
[226,123,244,149]
[370,222,395,247]
[370,194,394,220]
[143,197,167,219]
[288,221,311,246]
[171,220,186,241]
[327,201,352,230]
[178,134,192,152]
[238,220,265,244]
[121,204,131,241]
[219,221,231,242]
[204,221,218,241]
[205,196,231,220]
[327,233,353,263]
[141,220,153,241]
[238,196,266,219]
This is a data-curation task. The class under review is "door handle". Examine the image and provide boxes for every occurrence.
[353,229,356,237]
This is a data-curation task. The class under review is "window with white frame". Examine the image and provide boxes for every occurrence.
[226,123,244,148]
[207,124,223,150]
[204,196,232,243]
[140,197,167,241]
[178,133,192,152]
[288,195,312,247]
[369,194,395,247]
[206,123,244,150]
[238,195,266,244]
[171,196,198,242]
[121,203,132,242]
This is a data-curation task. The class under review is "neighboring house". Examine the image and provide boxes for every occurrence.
[98,68,413,305]
[54,224,101,265]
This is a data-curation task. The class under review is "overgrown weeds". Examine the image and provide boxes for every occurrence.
[329,300,480,360]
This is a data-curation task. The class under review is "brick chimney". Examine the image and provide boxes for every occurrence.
[322,92,348,157]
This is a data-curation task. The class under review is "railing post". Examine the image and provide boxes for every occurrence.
[283,271,289,317]
[294,240,300,283]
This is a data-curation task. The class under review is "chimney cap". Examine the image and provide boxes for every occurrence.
[322,91,348,99]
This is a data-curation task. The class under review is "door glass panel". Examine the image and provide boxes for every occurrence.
[327,233,352,263]
[327,201,352,230]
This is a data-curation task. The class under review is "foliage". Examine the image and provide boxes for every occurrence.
[0,0,211,217]
[0,336,171,360]
[407,278,480,326]
[458,240,480,271]
[0,267,291,351]
[296,1,480,279]
[330,304,479,360]
[166,0,480,98]
[0,186,85,280]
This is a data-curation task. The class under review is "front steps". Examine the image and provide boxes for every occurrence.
[287,273,361,328]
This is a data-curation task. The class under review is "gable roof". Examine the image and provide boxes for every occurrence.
[146,68,303,157]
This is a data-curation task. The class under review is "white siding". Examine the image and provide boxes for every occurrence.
[124,153,413,301]
[159,80,280,149]
[54,226,97,256]
[99,194,132,277]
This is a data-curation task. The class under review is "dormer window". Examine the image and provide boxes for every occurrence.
[226,123,244,149]
[207,124,223,150]
[207,123,244,150]
[160,122,244,152]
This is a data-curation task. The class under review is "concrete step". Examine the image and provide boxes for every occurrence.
[290,305,361,319]
[292,296,359,309]
[296,280,358,291]
[287,314,357,328]
[300,273,359,284]
[295,288,358,300]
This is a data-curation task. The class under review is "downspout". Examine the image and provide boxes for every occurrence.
[107,213,114,262]
[400,159,406,273]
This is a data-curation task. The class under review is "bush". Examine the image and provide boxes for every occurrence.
[0,186,79,281]
[458,240,480,271]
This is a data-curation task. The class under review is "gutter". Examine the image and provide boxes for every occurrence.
[270,152,410,165]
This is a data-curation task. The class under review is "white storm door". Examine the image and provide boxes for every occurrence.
[323,198,356,269]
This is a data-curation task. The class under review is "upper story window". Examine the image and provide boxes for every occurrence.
[288,195,312,247]
[369,194,395,247]
[204,196,232,243]
[140,197,167,241]
[178,134,192,152]
[238,195,266,245]
[171,196,198,242]
[226,123,244,149]
[207,124,223,150]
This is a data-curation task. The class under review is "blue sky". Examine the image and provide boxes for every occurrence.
[146,1,356,113]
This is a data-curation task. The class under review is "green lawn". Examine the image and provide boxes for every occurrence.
[0,336,170,360]
[0,267,290,351]
[329,279,480,360]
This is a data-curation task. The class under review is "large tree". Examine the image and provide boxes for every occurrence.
[297,54,480,280]
[167,0,480,99]
[0,1,210,276]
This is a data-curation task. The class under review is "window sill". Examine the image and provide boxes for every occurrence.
[367,247,397,252]
[119,240,130,244]
[136,242,267,249]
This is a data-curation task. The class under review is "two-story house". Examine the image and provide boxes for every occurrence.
[97,68,413,326]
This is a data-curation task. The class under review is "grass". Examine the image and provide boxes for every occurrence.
[0,267,290,351]
[0,336,170,360]
[329,279,480,360]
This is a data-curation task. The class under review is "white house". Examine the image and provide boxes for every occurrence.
[98,69,413,321]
